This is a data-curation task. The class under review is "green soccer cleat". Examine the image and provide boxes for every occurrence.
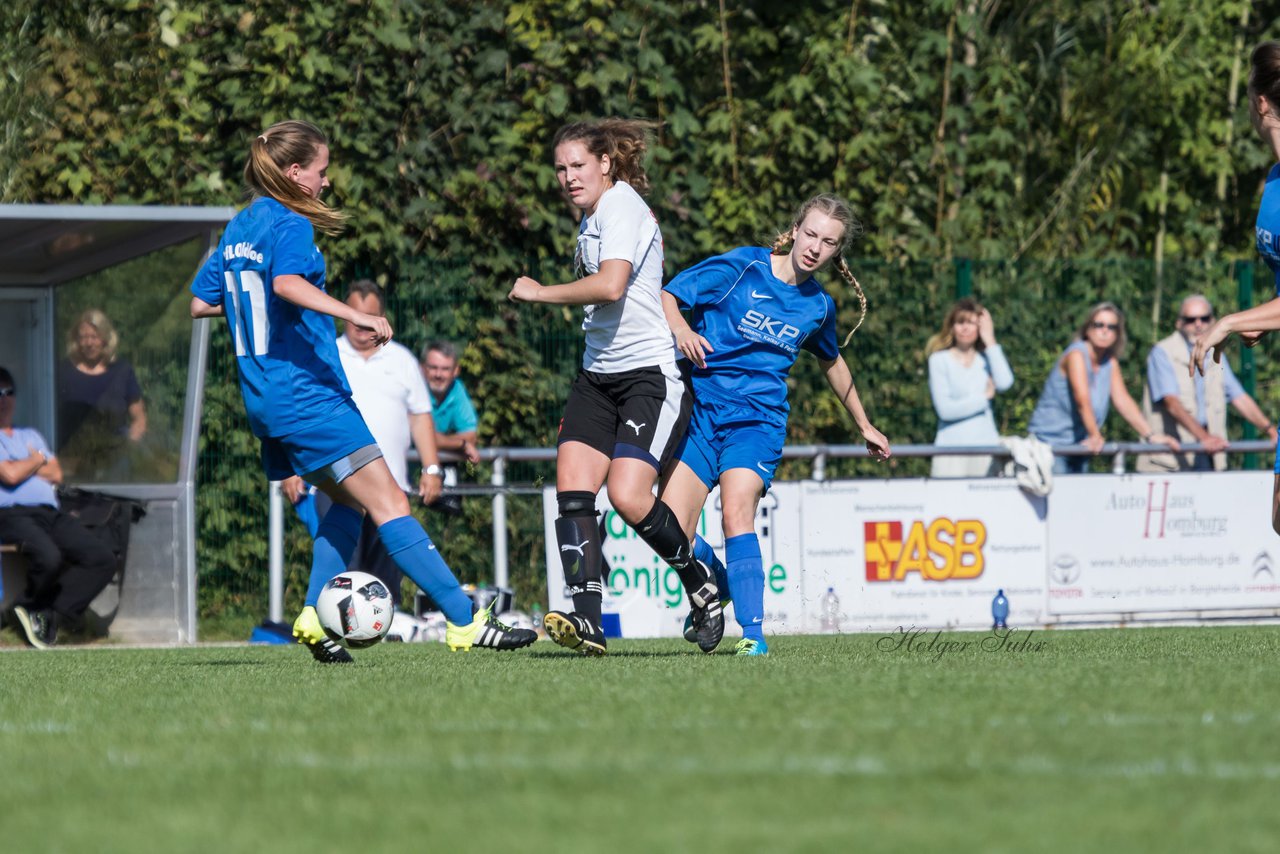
[293,605,354,664]
[543,610,607,656]
[734,637,769,657]
[446,604,538,652]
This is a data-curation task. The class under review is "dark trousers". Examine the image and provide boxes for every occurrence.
[0,504,116,620]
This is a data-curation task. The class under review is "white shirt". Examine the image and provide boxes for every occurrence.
[575,181,675,372]
[336,335,432,492]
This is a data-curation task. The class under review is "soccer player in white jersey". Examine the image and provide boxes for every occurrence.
[509,119,720,655]
[191,120,535,662]
[659,194,892,655]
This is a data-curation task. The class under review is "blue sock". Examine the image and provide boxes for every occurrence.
[693,535,730,599]
[304,503,362,606]
[293,491,321,538]
[378,516,474,625]
[726,533,764,642]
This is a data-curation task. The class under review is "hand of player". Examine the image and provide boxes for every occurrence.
[862,425,891,461]
[1190,319,1230,376]
[1241,330,1267,348]
[508,276,543,303]
[674,328,714,369]
[280,475,308,504]
[351,312,392,345]
[418,470,443,505]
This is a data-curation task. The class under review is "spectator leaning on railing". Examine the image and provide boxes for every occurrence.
[1028,302,1179,474]
[1139,294,1277,473]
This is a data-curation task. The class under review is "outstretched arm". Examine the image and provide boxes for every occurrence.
[819,355,890,460]
[1192,296,1280,375]
[661,291,713,368]
[508,259,632,306]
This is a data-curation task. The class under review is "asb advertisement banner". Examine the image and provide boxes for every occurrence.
[542,478,1049,636]
[801,478,1047,631]
[1045,472,1280,615]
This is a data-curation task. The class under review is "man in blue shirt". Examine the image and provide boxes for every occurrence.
[0,367,116,648]
[1140,295,1277,472]
[421,340,480,464]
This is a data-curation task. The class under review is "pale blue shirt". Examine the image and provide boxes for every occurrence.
[1147,339,1243,425]
[928,345,1014,446]
[0,427,58,509]
[1029,340,1113,446]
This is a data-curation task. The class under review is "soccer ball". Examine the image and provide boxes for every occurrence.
[315,571,395,649]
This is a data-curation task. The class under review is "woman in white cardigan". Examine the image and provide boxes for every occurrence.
[926,299,1014,477]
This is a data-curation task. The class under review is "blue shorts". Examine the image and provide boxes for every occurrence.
[676,395,786,491]
[260,399,381,484]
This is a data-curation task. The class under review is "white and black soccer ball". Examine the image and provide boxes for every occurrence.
[315,571,395,649]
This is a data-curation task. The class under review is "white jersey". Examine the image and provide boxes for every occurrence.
[336,334,432,492]
[575,181,675,372]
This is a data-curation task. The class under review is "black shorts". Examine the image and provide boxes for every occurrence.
[558,364,692,472]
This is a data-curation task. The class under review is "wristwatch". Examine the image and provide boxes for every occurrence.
[424,464,443,478]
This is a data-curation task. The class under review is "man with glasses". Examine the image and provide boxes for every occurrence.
[0,366,116,648]
[1139,295,1277,472]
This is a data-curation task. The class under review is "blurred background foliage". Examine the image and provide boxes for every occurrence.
[4,0,1280,632]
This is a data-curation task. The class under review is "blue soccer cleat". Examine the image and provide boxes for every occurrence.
[733,637,769,656]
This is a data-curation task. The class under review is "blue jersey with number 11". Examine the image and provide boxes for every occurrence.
[664,246,840,419]
[190,197,351,438]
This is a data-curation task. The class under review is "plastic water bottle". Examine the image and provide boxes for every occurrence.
[820,587,840,633]
[992,589,1009,629]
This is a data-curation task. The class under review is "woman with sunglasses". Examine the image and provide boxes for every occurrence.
[1029,302,1178,474]
[1193,41,1280,533]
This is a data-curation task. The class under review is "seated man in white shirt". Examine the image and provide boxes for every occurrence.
[283,280,445,598]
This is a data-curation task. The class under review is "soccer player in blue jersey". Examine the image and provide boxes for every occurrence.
[508,119,722,655]
[190,120,535,662]
[1194,42,1280,535]
[658,193,892,655]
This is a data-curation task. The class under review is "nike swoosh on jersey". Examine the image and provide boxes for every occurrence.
[756,462,770,472]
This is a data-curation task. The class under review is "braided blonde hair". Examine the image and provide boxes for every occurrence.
[770,193,866,347]
[244,120,346,236]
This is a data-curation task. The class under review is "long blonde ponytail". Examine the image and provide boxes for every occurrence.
[243,120,346,236]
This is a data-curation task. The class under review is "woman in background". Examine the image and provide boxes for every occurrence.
[925,299,1012,478]
[1030,301,1177,473]
[57,309,146,480]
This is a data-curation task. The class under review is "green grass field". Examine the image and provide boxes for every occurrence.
[3,626,1279,853]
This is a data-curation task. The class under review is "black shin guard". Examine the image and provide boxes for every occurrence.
[556,491,604,623]
[636,499,709,595]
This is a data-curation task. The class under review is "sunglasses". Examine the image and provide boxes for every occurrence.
[1180,313,1213,324]
[1090,322,1120,331]
[0,388,14,397]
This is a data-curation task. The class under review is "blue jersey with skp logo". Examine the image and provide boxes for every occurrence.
[663,245,839,419]
[190,197,352,438]
[1257,163,1280,294]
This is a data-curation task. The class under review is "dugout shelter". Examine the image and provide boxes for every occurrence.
[0,204,235,643]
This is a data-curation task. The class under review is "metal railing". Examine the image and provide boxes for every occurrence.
[263,439,1275,622]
